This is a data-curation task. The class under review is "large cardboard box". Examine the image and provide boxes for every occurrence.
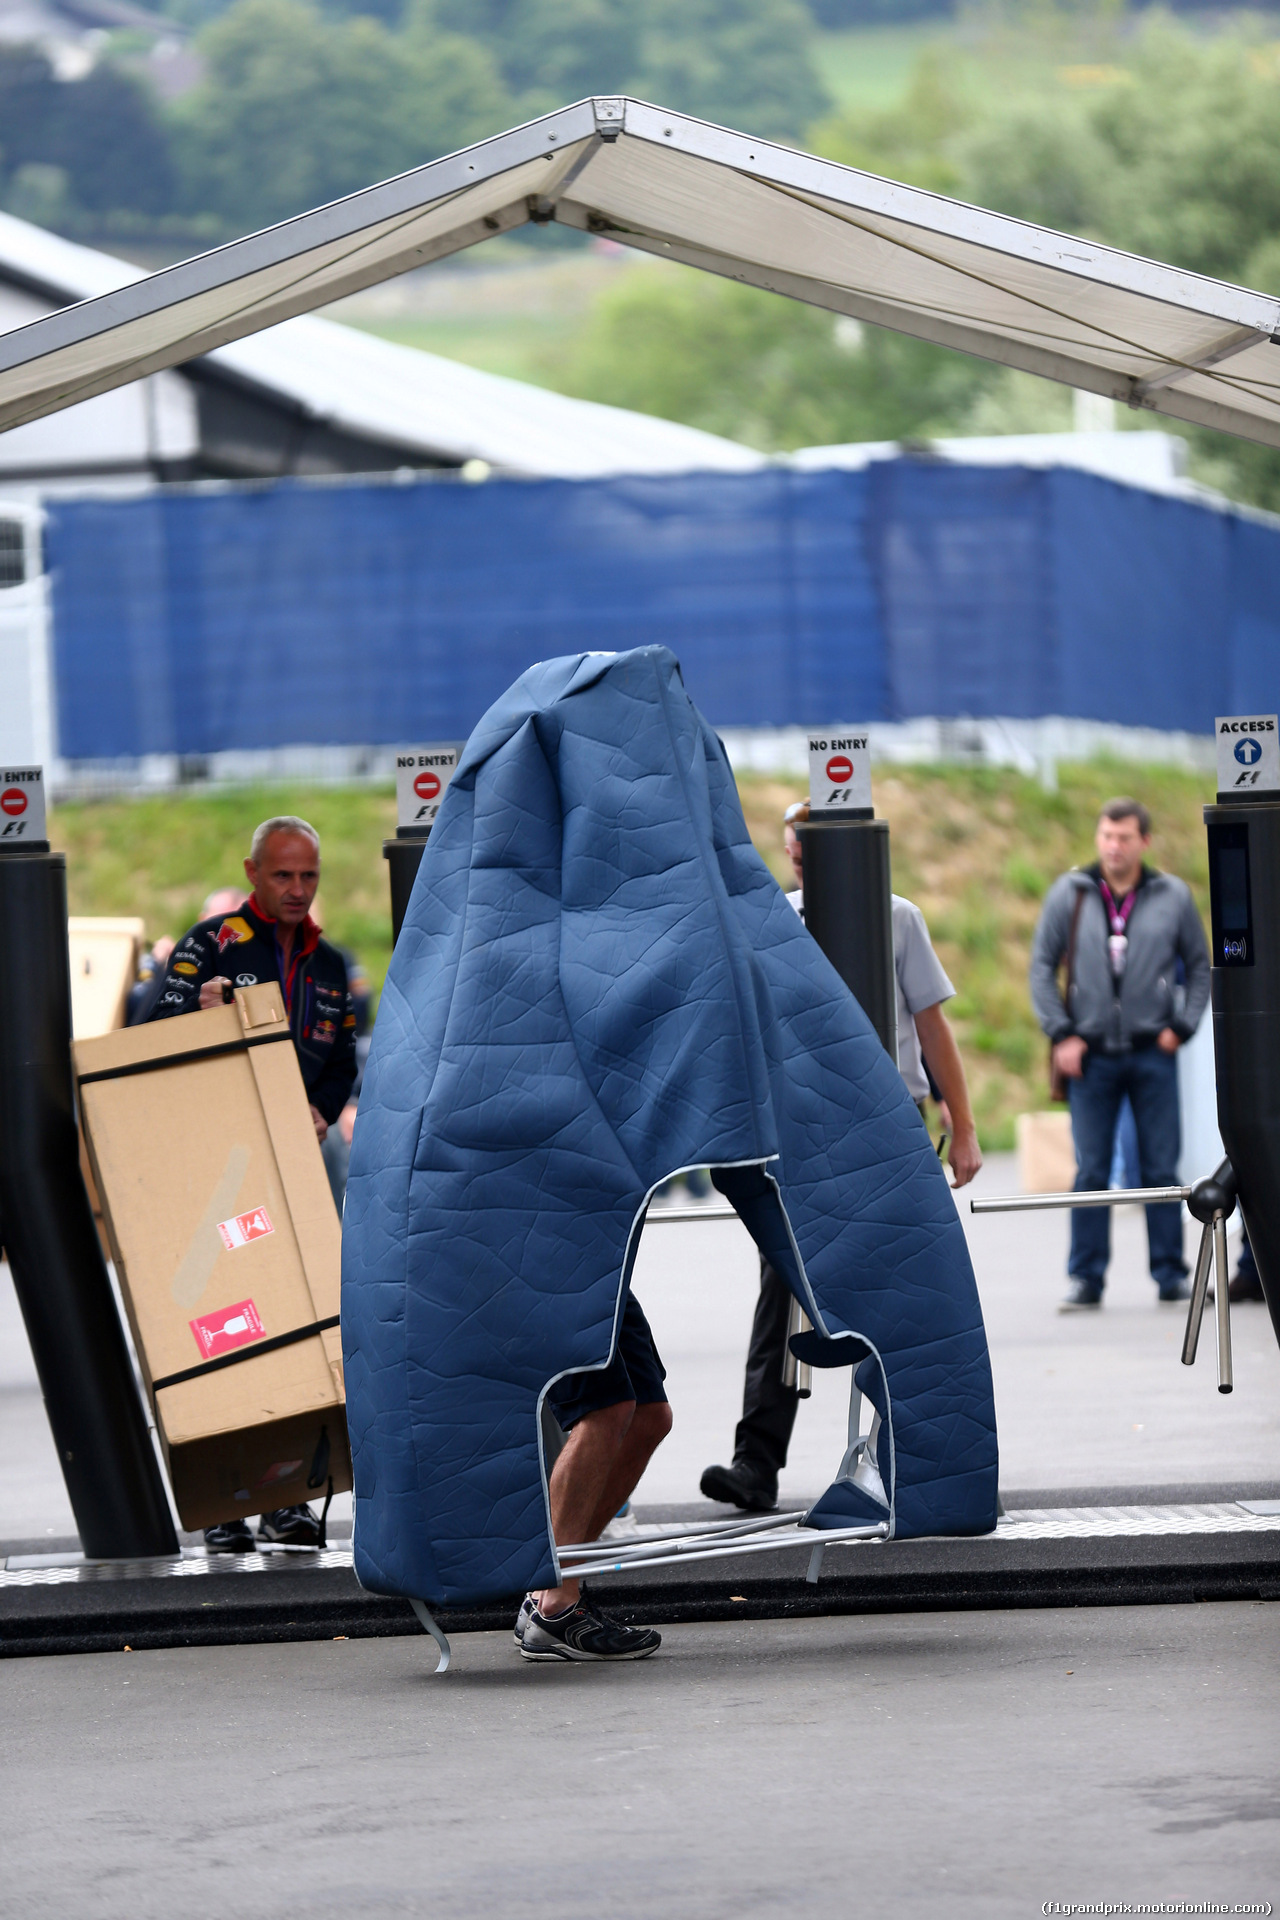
[68,916,145,1039]
[74,984,351,1530]
[68,916,146,1257]
[1016,1110,1077,1194]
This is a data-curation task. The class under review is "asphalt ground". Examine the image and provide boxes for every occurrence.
[4,1158,1279,1911]
[2,1604,1277,1919]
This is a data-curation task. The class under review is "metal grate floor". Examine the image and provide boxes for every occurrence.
[996,1503,1280,1539]
[1,1545,357,1586]
[4,1503,1279,1588]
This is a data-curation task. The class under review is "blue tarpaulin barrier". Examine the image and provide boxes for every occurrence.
[44,460,1279,760]
[868,463,1056,722]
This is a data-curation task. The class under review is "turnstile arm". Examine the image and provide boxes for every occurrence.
[972,1159,1237,1395]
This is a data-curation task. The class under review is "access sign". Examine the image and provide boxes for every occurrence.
[1215,715,1280,799]
[395,746,460,830]
[0,766,45,847]
[807,731,872,813]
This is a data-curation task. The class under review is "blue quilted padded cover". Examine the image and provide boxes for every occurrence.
[342,646,998,1606]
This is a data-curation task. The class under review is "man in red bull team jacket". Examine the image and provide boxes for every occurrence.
[148,813,356,1551]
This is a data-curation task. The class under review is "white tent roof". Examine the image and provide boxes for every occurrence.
[0,97,1279,453]
[0,210,762,476]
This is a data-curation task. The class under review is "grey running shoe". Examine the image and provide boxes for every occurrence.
[520,1597,661,1662]
[257,1504,323,1547]
[514,1594,535,1646]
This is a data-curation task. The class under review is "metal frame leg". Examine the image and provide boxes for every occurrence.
[781,1293,813,1397]
[1213,1212,1233,1394]
[409,1598,452,1673]
[1181,1219,1215,1366]
[1181,1209,1233,1394]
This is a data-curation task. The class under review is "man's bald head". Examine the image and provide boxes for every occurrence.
[244,817,320,930]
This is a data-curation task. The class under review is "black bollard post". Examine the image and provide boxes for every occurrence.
[383,830,428,946]
[0,830,179,1559]
[799,816,896,1060]
[1205,715,1280,1353]
[797,731,897,1062]
[385,746,460,946]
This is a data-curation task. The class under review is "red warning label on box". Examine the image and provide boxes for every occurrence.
[257,1459,303,1488]
[190,1298,265,1360]
[217,1206,274,1252]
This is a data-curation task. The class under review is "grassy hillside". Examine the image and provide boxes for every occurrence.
[811,22,945,115]
[54,783,400,995]
[51,759,1214,1148]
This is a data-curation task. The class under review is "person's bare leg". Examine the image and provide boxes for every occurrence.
[583,1401,673,1542]
[535,1401,633,1615]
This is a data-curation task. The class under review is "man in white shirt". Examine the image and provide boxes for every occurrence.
[700,798,982,1513]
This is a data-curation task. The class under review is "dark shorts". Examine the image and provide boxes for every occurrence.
[547,1292,668,1431]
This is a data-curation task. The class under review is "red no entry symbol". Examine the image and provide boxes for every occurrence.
[413,771,441,801]
[0,786,28,816]
[825,756,853,785]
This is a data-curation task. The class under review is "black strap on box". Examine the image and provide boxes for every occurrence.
[151,1314,340,1392]
[78,1027,294,1087]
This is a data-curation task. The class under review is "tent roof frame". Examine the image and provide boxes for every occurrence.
[1,94,1279,449]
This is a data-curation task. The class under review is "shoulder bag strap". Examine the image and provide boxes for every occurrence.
[1063,882,1087,1008]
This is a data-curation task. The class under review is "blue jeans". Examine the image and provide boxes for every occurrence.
[1067,1047,1186,1292]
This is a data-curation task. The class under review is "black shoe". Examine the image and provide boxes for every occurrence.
[1230,1267,1266,1304]
[204,1520,255,1554]
[257,1504,323,1547]
[520,1597,661,1662]
[699,1462,778,1511]
[1157,1279,1191,1304]
[514,1594,535,1646]
[1058,1282,1103,1313]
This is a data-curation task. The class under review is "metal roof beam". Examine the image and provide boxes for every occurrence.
[0,105,591,381]
[1130,326,1274,401]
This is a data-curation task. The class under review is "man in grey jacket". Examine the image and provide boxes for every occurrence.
[1030,797,1210,1310]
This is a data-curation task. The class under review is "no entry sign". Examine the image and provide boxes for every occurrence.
[396,746,460,829]
[0,766,45,846]
[807,732,872,814]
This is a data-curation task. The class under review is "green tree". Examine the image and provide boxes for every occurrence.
[1087,23,1280,282]
[562,261,997,449]
[956,100,1109,237]
[53,63,178,215]
[438,0,829,141]
[811,15,1280,278]
[806,16,1280,507]
[811,48,971,195]
[633,0,830,141]
[0,45,176,222]
[436,0,640,104]
[172,0,508,231]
